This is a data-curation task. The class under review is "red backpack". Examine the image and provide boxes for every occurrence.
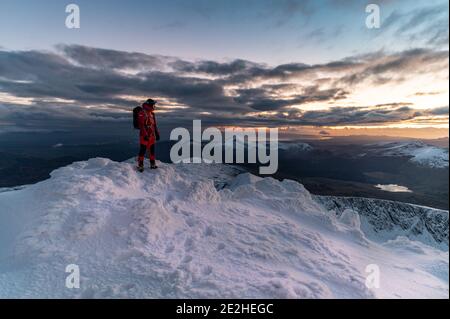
[133,106,143,130]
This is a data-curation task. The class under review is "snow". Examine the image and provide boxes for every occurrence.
[278,142,313,152]
[338,209,362,230]
[0,158,448,299]
[315,195,449,250]
[366,141,449,168]
[411,146,448,168]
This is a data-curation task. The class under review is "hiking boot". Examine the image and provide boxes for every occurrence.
[137,160,144,173]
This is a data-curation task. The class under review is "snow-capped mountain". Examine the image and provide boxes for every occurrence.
[365,141,449,168]
[315,196,448,249]
[0,158,448,298]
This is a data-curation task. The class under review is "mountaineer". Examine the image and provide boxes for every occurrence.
[133,99,160,172]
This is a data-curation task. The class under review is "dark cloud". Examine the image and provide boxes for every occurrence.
[0,45,448,133]
[0,50,134,108]
[426,106,449,116]
[339,49,448,85]
[271,105,447,127]
[234,86,348,111]
[57,44,171,71]
[171,59,261,76]
[293,106,420,126]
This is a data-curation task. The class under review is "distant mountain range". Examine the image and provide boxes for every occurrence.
[363,141,448,169]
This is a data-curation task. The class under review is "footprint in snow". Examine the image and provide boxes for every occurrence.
[182,255,193,263]
[204,226,214,237]
[185,218,197,227]
[202,265,213,276]
[184,237,195,250]
[165,244,175,253]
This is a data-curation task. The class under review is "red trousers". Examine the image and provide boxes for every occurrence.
[138,143,156,164]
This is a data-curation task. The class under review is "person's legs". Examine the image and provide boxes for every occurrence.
[149,144,157,168]
[137,144,147,170]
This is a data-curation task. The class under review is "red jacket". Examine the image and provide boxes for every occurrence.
[138,110,159,146]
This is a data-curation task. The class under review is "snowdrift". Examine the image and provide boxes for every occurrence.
[0,158,448,298]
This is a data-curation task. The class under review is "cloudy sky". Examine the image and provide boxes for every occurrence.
[0,0,448,138]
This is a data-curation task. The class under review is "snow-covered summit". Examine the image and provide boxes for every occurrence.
[0,158,448,298]
[365,141,449,168]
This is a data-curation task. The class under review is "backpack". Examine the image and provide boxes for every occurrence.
[133,106,143,129]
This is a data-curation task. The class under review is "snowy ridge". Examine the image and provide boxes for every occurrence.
[365,141,449,168]
[0,158,448,298]
[314,196,449,250]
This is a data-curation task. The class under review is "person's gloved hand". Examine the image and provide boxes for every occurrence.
[156,131,160,141]
[144,136,149,141]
